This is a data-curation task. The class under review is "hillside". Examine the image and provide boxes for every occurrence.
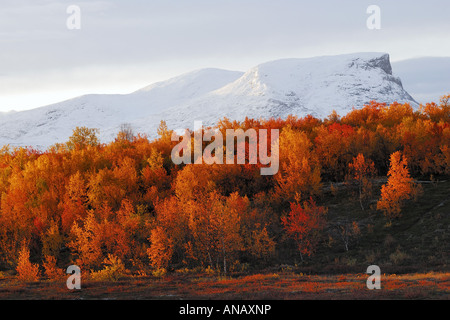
[286,179,450,275]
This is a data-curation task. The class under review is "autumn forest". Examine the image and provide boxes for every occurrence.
[0,96,449,297]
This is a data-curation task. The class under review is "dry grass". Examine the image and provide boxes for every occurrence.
[0,271,448,300]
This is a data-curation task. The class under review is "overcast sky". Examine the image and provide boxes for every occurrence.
[1,0,449,111]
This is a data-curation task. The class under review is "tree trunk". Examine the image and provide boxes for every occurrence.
[222,238,227,275]
[297,240,304,263]
[359,182,365,211]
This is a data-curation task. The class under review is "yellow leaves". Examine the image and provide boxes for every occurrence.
[87,168,127,210]
[16,244,40,282]
[41,219,63,258]
[211,192,243,253]
[66,171,87,202]
[150,190,276,272]
[68,210,103,269]
[174,164,216,203]
[157,120,172,142]
[380,102,414,127]
[248,226,276,259]
[66,126,100,151]
[90,254,127,281]
[275,128,321,203]
[348,153,376,210]
[146,148,165,169]
[184,191,244,270]
[141,149,171,199]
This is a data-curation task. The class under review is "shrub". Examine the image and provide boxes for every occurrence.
[42,255,65,281]
[377,151,421,220]
[390,247,410,265]
[90,254,126,281]
[384,234,396,248]
[16,246,40,282]
[152,268,167,278]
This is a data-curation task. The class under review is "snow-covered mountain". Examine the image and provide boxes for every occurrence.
[0,52,418,150]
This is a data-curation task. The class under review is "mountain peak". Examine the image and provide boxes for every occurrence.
[0,52,418,150]
[181,52,415,123]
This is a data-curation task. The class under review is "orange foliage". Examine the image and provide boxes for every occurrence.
[348,153,376,210]
[315,123,356,181]
[16,244,40,282]
[42,255,65,281]
[377,151,422,220]
[147,226,174,269]
[0,97,448,275]
[275,127,321,204]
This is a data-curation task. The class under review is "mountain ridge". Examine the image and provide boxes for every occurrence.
[0,52,418,150]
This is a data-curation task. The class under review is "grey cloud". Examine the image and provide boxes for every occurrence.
[1,0,449,111]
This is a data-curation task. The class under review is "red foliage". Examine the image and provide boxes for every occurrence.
[281,198,327,260]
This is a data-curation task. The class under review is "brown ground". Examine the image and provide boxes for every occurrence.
[0,271,448,300]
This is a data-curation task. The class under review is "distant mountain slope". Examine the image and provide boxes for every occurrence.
[0,52,418,150]
[392,57,450,104]
[0,68,244,150]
